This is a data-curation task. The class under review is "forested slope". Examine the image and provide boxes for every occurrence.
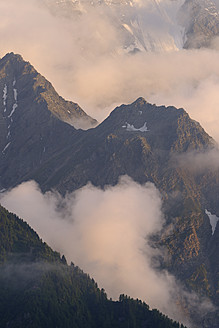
[0,205,186,328]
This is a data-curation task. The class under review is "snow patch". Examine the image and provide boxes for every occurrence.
[2,142,11,154]
[122,23,134,35]
[122,122,149,132]
[7,78,18,119]
[8,104,18,118]
[13,88,18,102]
[205,209,219,235]
[3,84,7,107]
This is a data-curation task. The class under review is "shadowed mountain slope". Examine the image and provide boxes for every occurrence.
[0,53,97,190]
[0,204,186,328]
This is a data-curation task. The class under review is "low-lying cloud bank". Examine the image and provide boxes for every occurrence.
[1,0,219,142]
[0,177,215,326]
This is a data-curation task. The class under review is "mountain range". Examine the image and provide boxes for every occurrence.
[42,0,219,52]
[0,53,219,327]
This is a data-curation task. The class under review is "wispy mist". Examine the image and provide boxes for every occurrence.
[0,177,215,326]
[172,147,219,172]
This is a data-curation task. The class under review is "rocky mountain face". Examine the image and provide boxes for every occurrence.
[33,97,214,191]
[0,54,219,327]
[42,0,219,52]
[0,53,96,190]
[179,0,219,48]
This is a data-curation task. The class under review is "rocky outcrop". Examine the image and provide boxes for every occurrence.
[179,0,219,49]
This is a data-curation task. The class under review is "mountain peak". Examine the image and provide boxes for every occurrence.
[0,53,97,188]
[93,98,212,156]
[1,52,23,61]
[132,97,148,106]
[0,52,97,129]
[0,53,25,69]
